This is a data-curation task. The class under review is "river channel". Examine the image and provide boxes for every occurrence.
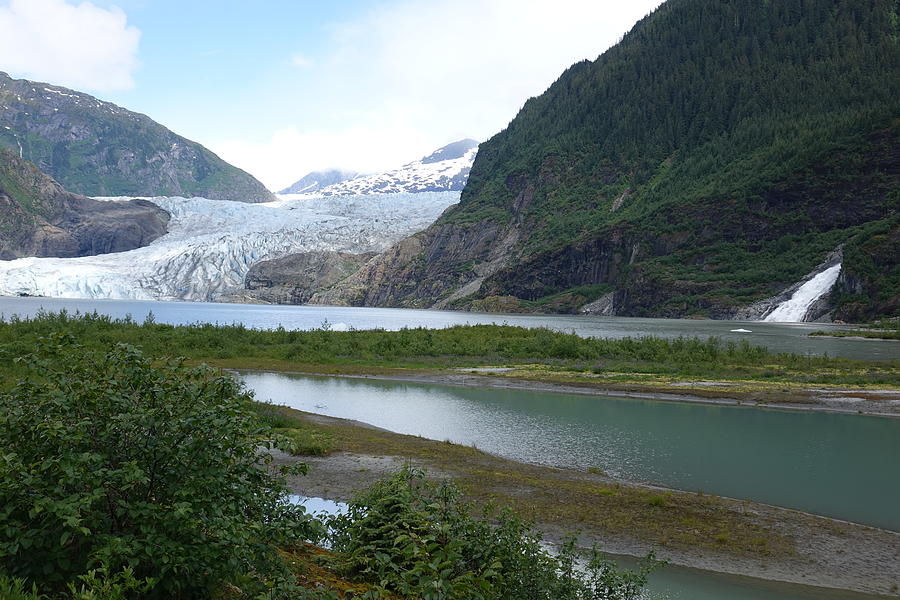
[244,372,900,531]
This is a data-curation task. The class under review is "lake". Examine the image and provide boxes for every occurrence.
[1,296,897,361]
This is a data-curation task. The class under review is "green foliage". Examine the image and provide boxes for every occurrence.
[0,311,895,387]
[432,0,900,318]
[328,467,656,600]
[0,335,322,598]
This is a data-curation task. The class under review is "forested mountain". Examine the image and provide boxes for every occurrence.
[316,0,899,320]
[0,73,274,203]
[0,149,169,259]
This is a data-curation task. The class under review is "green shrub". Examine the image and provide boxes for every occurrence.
[328,467,656,600]
[0,334,323,598]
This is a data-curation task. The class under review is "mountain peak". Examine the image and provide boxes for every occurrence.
[420,139,479,164]
[281,139,479,197]
[278,168,359,195]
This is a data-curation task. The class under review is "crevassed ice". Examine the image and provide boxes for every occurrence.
[763,263,842,323]
[0,192,459,301]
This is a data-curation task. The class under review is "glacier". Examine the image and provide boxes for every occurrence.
[0,192,459,301]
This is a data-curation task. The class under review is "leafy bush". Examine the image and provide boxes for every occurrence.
[0,334,322,598]
[328,467,656,600]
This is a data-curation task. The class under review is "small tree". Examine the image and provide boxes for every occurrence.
[0,333,320,598]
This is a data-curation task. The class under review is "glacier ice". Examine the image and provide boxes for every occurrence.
[0,192,459,301]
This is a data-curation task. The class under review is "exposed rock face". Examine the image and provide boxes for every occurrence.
[244,251,375,304]
[0,72,274,203]
[0,149,169,260]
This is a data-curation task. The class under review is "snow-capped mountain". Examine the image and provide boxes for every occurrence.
[297,139,478,197]
[278,169,359,194]
[0,192,459,301]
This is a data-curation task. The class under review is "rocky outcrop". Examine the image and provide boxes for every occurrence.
[0,72,274,203]
[0,149,169,259]
[243,251,375,304]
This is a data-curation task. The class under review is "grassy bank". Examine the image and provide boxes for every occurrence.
[0,312,897,394]
[811,319,900,341]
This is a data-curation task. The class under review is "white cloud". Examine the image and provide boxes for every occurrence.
[291,53,314,69]
[218,0,664,190]
[0,0,140,91]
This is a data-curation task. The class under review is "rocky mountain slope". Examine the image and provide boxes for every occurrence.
[0,72,274,203]
[278,169,359,195]
[238,250,376,304]
[0,149,169,260]
[315,0,899,321]
[305,139,478,196]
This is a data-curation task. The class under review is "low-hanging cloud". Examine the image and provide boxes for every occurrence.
[216,0,664,190]
[0,0,140,91]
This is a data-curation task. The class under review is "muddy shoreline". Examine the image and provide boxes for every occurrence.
[270,409,900,598]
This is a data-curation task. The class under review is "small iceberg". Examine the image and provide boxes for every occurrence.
[730,328,752,333]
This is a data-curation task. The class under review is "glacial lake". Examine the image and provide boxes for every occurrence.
[1,296,898,361]
[244,372,900,532]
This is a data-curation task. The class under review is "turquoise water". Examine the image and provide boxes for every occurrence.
[244,372,900,531]
[1,296,898,360]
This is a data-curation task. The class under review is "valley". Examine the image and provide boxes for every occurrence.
[1,0,898,598]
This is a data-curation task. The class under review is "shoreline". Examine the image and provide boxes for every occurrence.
[237,366,900,418]
[270,409,900,598]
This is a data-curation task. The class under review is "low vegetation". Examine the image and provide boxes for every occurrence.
[0,333,653,599]
[0,312,896,393]
[811,319,900,341]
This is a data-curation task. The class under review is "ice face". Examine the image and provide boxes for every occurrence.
[0,192,459,301]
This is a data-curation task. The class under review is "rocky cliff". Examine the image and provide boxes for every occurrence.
[0,72,274,203]
[317,0,900,321]
[242,250,376,304]
[0,149,169,259]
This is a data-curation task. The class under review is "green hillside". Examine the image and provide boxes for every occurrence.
[0,72,274,203]
[325,0,899,320]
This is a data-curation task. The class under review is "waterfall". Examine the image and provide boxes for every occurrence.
[763,263,841,323]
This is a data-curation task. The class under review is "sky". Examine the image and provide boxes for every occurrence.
[0,0,664,191]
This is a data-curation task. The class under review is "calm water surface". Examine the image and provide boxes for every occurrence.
[1,296,898,361]
[244,372,900,531]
